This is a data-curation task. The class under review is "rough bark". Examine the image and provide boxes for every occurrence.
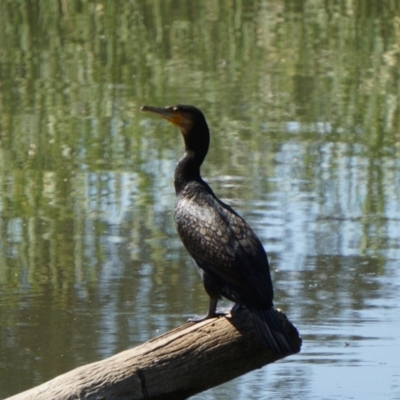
[7,308,301,400]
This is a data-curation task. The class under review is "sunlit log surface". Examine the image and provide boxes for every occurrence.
[7,308,301,400]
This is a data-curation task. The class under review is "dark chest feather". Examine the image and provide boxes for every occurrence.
[174,182,266,274]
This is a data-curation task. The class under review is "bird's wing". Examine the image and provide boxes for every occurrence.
[175,192,273,299]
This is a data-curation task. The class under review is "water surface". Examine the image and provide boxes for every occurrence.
[1,1,400,399]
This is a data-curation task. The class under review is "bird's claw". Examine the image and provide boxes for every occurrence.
[187,311,228,323]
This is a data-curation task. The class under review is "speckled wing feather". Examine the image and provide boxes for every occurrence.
[174,182,274,306]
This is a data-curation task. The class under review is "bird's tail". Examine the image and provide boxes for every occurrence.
[248,306,297,355]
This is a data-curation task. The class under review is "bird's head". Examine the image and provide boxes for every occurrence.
[140,104,207,136]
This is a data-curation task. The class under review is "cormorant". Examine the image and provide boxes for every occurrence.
[141,104,295,355]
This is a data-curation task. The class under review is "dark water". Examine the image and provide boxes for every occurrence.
[1,1,400,399]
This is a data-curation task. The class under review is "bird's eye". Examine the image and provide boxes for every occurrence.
[172,106,179,112]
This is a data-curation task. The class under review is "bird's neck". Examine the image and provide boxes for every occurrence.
[174,124,210,195]
[174,127,209,195]
[174,151,203,195]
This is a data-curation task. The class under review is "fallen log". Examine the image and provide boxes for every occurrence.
[7,308,301,400]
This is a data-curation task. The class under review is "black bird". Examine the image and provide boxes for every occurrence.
[141,104,295,355]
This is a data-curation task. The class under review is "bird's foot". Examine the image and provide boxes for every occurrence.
[188,310,227,323]
[188,315,210,323]
[215,306,232,315]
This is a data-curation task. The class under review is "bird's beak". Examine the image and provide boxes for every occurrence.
[141,106,184,127]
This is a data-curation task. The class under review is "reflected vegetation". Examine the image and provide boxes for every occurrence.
[1,1,400,398]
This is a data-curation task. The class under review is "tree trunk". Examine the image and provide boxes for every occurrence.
[7,308,301,400]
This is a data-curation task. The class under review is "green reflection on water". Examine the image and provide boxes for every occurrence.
[1,1,400,399]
